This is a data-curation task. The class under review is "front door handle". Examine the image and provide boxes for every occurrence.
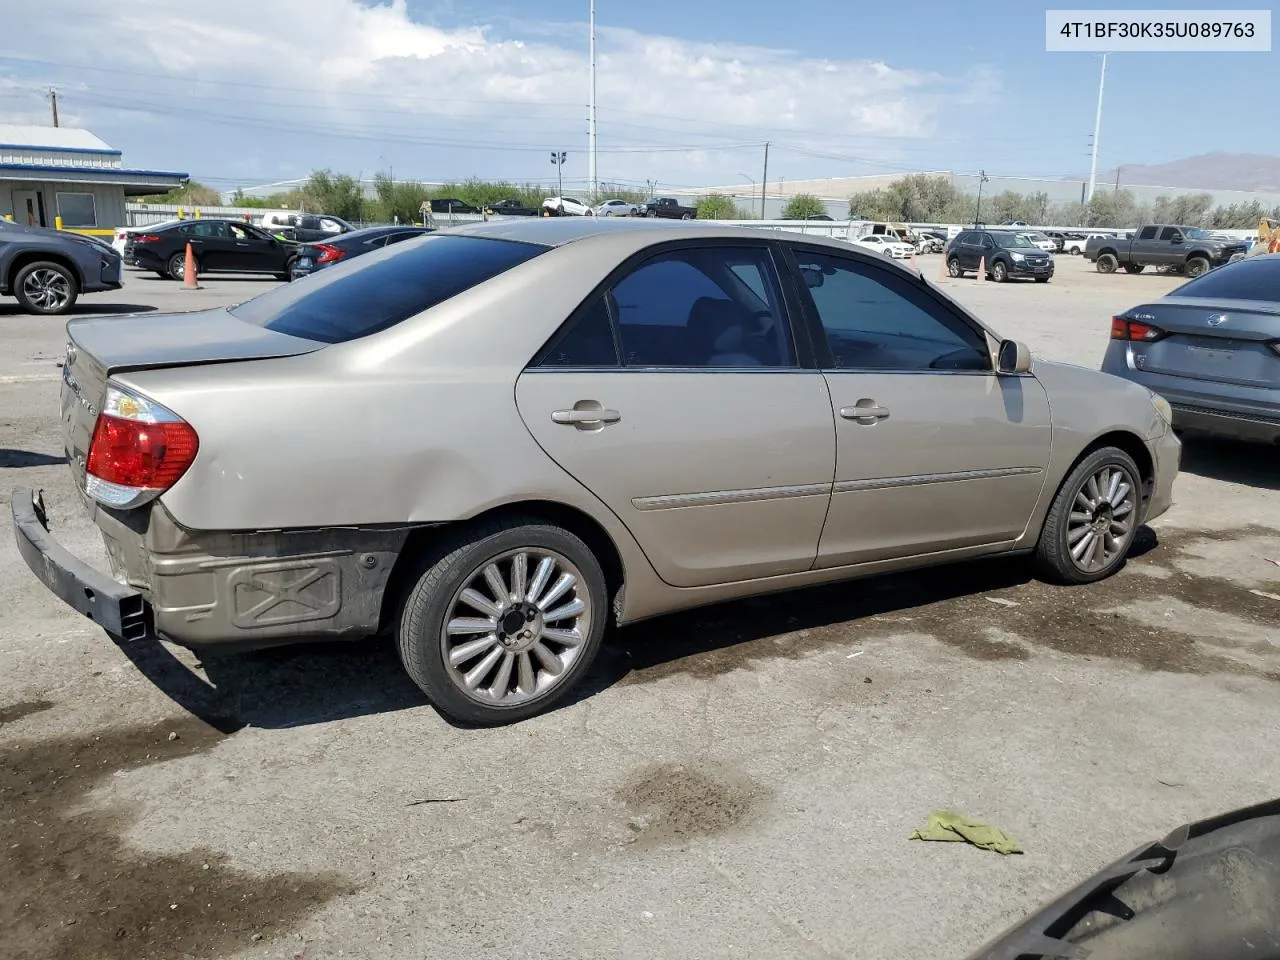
[840,402,890,424]
[552,408,621,425]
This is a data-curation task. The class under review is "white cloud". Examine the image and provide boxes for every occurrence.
[0,0,1000,191]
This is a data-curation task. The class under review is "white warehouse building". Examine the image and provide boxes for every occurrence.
[0,124,188,237]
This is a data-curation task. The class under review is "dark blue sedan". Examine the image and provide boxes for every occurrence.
[290,225,432,280]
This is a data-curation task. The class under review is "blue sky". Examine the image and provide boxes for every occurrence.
[2,0,1275,194]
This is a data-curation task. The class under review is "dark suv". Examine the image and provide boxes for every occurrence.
[946,230,1054,283]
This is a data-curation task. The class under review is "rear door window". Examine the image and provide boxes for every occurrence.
[1138,226,1158,240]
[230,235,548,343]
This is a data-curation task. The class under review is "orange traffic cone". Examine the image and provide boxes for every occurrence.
[182,241,201,290]
[909,248,917,272]
[978,255,987,281]
[937,253,947,283]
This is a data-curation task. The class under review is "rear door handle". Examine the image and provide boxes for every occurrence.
[840,403,890,423]
[552,408,621,425]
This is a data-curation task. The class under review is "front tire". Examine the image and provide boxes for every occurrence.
[14,261,79,314]
[1185,255,1210,278]
[1034,276,1050,283]
[1096,253,1118,274]
[991,260,1008,283]
[947,257,963,278]
[1034,446,1142,585]
[397,519,609,726]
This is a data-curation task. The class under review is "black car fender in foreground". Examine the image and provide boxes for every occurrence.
[968,796,1280,959]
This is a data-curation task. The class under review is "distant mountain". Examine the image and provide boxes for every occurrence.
[1075,153,1280,192]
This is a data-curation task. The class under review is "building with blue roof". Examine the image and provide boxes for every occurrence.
[0,124,188,236]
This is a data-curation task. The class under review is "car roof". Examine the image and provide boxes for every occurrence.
[334,225,429,243]
[441,216,929,262]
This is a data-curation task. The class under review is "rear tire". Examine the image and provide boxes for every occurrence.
[1123,263,1145,274]
[1034,446,1142,585]
[397,519,609,726]
[1185,255,1210,278]
[1096,253,1118,274]
[13,261,79,315]
[681,212,693,220]
[167,252,191,281]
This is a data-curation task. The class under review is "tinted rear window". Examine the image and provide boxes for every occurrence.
[1170,256,1280,303]
[230,235,548,343]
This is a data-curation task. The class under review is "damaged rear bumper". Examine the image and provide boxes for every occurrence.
[11,487,150,641]
[12,487,413,652]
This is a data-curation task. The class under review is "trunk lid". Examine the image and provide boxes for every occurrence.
[1124,297,1280,389]
[60,308,324,494]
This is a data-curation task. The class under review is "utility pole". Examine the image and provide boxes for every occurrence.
[760,141,769,219]
[588,0,597,200]
[1086,53,1107,203]
[48,88,59,127]
[974,169,989,226]
[1114,165,1121,196]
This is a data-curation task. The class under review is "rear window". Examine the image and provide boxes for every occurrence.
[230,235,548,343]
[1170,256,1280,303]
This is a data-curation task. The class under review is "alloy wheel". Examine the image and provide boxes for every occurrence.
[1066,464,1137,573]
[439,548,592,706]
[21,268,71,311]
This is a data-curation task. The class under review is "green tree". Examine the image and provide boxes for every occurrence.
[695,194,738,219]
[301,170,366,221]
[781,194,827,219]
[137,179,221,206]
[373,172,433,223]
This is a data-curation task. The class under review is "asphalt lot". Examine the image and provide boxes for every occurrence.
[2,255,1278,960]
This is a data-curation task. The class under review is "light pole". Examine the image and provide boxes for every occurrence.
[550,151,566,201]
[1087,53,1108,204]
[974,169,989,226]
[588,0,597,200]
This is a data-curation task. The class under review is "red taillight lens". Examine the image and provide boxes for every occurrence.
[87,416,198,489]
[1111,317,1168,342]
[84,386,198,508]
[314,243,345,264]
[134,233,161,243]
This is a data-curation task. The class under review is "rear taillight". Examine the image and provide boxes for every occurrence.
[1111,316,1168,343]
[133,233,161,244]
[85,385,199,509]
[314,243,345,264]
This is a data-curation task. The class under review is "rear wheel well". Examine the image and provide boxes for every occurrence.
[378,500,626,633]
[6,250,82,291]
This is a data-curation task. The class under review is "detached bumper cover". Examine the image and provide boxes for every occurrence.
[11,487,149,640]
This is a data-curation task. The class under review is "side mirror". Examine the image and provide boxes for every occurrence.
[997,339,1032,375]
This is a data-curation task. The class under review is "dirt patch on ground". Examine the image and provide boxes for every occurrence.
[0,714,355,960]
[614,526,1280,685]
[616,763,767,850]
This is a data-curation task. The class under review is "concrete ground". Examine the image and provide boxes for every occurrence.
[1,256,1277,960]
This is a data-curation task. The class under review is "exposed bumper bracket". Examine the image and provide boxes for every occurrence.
[11,486,150,641]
